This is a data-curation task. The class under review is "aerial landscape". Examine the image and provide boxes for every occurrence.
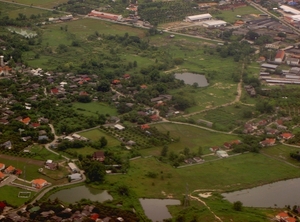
[2,0,300,221]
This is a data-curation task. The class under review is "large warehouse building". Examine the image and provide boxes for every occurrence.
[88,10,123,21]
[279,5,300,15]
[186,13,212,22]
[202,20,227,27]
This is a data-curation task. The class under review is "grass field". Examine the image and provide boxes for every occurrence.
[185,104,255,131]
[261,144,300,166]
[29,145,62,161]
[215,6,262,24]
[106,153,300,199]
[11,0,68,8]
[73,102,117,117]
[140,123,240,156]
[79,129,120,147]
[0,186,35,207]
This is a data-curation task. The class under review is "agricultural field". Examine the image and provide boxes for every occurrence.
[184,104,255,132]
[213,6,262,24]
[106,152,300,198]
[10,0,68,8]
[140,123,240,156]
[261,144,300,167]
[73,102,117,117]
[79,128,120,147]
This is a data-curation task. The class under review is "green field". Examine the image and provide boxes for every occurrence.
[185,104,255,131]
[73,102,117,117]
[215,6,262,24]
[107,153,300,198]
[79,128,120,147]
[261,144,300,166]
[11,0,68,8]
[0,186,35,207]
[29,145,63,161]
[140,123,240,156]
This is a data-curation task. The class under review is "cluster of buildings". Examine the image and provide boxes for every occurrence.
[185,13,227,28]
[1,203,127,222]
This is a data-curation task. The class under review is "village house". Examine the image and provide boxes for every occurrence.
[275,211,296,222]
[1,140,12,149]
[280,132,294,140]
[68,173,82,181]
[260,138,276,147]
[32,178,48,189]
[45,160,58,170]
[92,151,105,162]
[0,172,5,180]
[216,150,228,158]
[4,165,15,174]
[68,162,79,173]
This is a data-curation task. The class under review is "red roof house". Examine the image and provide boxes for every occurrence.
[4,165,15,174]
[140,84,147,89]
[20,117,31,125]
[0,163,5,171]
[112,79,121,85]
[260,138,276,147]
[30,122,40,129]
[50,88,59,94]
[32,178,48,189]
[92,151,105,162]
[0,172,5,179]
[123,74,130,79]
[280,133,294,140]
[140,124,150,130]
[274,50,285,63]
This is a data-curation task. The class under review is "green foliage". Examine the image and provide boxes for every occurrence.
[100,136,108,148]
[83,161,106,183]
[233,201,243,211]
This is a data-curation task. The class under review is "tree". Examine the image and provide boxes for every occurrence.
[100,136,107,148]
[84,161,105,183]
[198,146,203,156]
[161,145,168,157]
[97,80,110,92]
[233,201,243,211]
[183,147,190,156]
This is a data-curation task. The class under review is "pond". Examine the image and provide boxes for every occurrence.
[49,185,113,203]
[7,27,37,38]
[222,178,300,208]
[139,198,181,222]
[174,73,208,87]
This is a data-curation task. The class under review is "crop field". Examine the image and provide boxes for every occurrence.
[185,104,255,131]
[107,153,300,199]
[261,144,300,166]
[10,0,68,8]
[73,102,117,117]
[79,129,120,147]
[140,123,240,156]
[215,6,262,24]
[0,186,35,207]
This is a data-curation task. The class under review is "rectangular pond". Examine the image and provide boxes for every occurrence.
[174,73,208,87]
[139,198,181,222]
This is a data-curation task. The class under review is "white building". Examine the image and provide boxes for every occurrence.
[202,20,226,28]
[114,124,125,130]
[216,150,228,158]
[68,162,79,173]
[186,13,212,22]
[280,5,300,15]
[68,173,82,181]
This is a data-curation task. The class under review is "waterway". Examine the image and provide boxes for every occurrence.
[223,178,300,208]
[174,73,208,87]
[49,185,113,203]
[139,198,180,222]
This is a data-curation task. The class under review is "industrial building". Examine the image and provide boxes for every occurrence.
[88,10,123,21]
[202,20,226,28]
[186,13,212,22]
[279,5,300,15]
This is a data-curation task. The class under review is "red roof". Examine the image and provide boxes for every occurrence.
[140,84,147,89]
[79,91,89,96]
[51,88,59,94]
[31,122,40,128]
[90,213,99,220]
[0,202,6,209]
[32,178,47,188]
[21,117,31,125]
[15,169,22,175]
[112,79,121,84]
[123,74,130,79]
[0,172,5,179]
[150,115,159,121]
[275,50,285,60]
[141,124,150,130]
[5,165,15,173]
[281,133,293,139]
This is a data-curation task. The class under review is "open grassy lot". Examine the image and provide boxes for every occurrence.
[79,129,120,146]
[106,153,300,199]
[65,146,98,156]
[185,104,255,131]
[140,123,240,156]
[261,144,300,166]
[73,102,117,117]
[1,3,51,19]
[11,0,68,8]
[29,145,62,161]
[215,6,262,24]
[0,186,36,207]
